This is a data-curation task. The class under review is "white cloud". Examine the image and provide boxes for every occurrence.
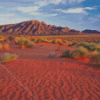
[0,13,30,25]
[43,14,57,17]
[56,7,94,14]
[30,12,43,15]
[0,13,16,17]
[14,6,39,13]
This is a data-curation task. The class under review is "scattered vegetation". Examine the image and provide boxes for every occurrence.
[8,36,14,41]
[0,43,3,49]
[1,53,18,63]
[61,50,72,58]
[16,38,34,48]
[4,43,10,50]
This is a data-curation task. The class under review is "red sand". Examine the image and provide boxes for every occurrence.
[0,59,100,100]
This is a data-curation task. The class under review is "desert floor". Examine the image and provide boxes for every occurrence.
[0,41,100,100]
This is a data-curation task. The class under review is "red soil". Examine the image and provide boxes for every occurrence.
[0,59,100,100]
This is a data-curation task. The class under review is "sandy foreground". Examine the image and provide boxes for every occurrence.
[0,58,100,100]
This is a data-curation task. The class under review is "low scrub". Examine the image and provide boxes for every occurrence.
[4,43,10,50]
[0,43,3,49]
[36,38,48,43]
[61,50,72,58]
[62,46,88,59]
[1,53,18,63]
[16,38,34,48]
[78,42,98,51]
[8,36,14,41]
[97,53,100,66]
[72,47,88,59]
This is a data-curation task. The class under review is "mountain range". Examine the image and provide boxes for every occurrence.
[0,20,100,35]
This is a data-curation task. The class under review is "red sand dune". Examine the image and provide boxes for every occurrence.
[0,59,100,100]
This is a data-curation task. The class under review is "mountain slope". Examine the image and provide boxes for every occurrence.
[0,20,82,35]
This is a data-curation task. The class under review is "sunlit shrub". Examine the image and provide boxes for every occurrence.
[1,53,18,63]
[61,50,72,58]
[0,43,3,49]
[4,43,10,50]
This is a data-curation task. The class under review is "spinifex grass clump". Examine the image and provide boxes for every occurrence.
[87,43,97,51]
[61,50,72,58]
[71,46,88,59]
[61,46,88,59]
[77,42,98,52]
[77,42,89,48]
[36,38,48,43]
[8,36,14,41]
[1,53,18,63]
[4,43,10,50]
[51,39,56,43]
[97,53,100,66]
[16,38,34,48]
[0,43,3,49]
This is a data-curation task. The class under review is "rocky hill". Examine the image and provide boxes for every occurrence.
[0,20,82,35]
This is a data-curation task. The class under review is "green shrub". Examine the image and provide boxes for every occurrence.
[16,39,34,48]
[62,40,68,43]
[97,53,100,66]
[71,50,81,59]
[24,40,33,48]
[61,50,72,58]
[4,39,7,42]
[87,43,97,51]
[68,44,72,47]
[71,46,88,59]
[51,40,56,43]
[77,42,89,48]
[78,42,98,52]
[72,42,77,46]
[32,38,35,41]
[1,53,18,63]
[78,46,88,56]
[8,36,14,41]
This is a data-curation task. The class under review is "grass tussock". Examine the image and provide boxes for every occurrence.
[0,43,3,49]
[4,43,10,50]
[16,38,34,48]
[1,53,18,63]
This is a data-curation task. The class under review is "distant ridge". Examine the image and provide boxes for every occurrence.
[0,20,99,35]
[82,29,100,34]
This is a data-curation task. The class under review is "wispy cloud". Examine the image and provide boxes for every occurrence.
[14,6,39,13]
[43,14,57,17]
[30,12,43,15]
[0,13,30,25]
[56,7,95,14]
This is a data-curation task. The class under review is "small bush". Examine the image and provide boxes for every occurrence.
[51,39,56,43]
[16,39,34,48]
[0,43,3,49]
[4,39,7,42]
[72,42,77,46]
[71,50,81,59]
[8,36,14,41]
[4,43,10,50]
[88,43,97,51]
[1,53,18,63]
[77,42,89,48]
[78,46,88,56]
[61,50,72,58]
[97,53,100,66]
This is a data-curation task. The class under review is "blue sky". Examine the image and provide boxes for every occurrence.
[0,0,100,31]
